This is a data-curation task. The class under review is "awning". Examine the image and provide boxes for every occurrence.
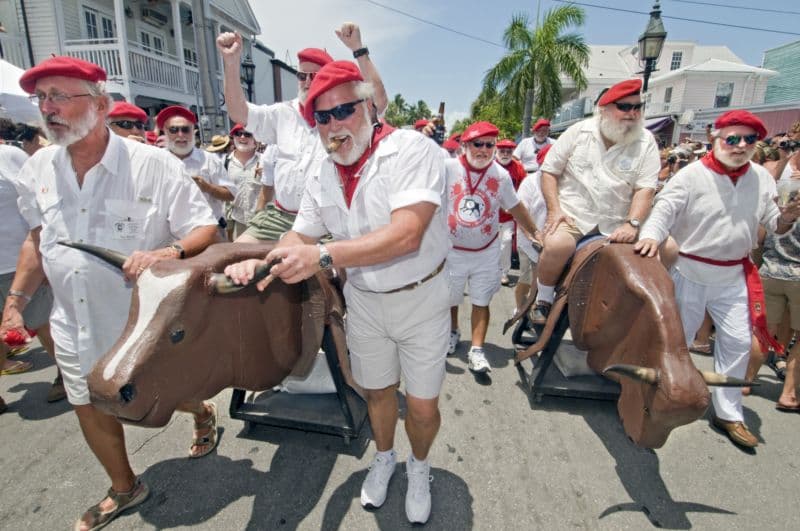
[645,116,673,132]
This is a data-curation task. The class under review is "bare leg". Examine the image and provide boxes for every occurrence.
[536,230,576,288]
[514,282,531,311]
[176,400,216,458]
[450,306,458,331]
[470,305,490,348]
[694,312,714,346]
[365,385,400,452]
[778,339,800,408]
[405,394,440,460]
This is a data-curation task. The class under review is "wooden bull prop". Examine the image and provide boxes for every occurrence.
[59,241,356,427]
[508,240,751,449]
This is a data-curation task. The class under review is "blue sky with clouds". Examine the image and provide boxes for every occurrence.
[249,0,799,123]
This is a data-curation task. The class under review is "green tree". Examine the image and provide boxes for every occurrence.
[484,6,589,136]
[384,93,409,127]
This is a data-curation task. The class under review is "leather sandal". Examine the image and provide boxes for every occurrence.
[689,342,712,355]
[189,402,218,459]
[74,477,149,531]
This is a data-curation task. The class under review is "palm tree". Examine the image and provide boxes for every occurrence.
[484,6,589,136]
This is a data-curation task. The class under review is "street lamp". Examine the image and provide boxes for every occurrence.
[241,54,255,103]
[638,1,667,93]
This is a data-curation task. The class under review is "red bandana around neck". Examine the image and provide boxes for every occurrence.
[335,123,396,208]
[701,150,750,183]
[458,155,492,195]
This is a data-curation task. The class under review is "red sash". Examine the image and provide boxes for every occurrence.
[453,232,499,252]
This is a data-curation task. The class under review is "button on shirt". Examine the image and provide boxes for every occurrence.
[227,152,261,225]
[246,99,328,212]
[541,117,660,235]
[14,133,217,373]
[293,130,450,292]
[179,147,236,222]
[0,145,30,274]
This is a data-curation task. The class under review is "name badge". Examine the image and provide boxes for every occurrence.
[618,158,633,171]
[112,217,144,240]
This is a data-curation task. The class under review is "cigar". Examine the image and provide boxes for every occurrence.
[326,137,345,154]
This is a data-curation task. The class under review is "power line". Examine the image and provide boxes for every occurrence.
[666,0,800,16]
[553,0,800,36]
[361,0,504,48]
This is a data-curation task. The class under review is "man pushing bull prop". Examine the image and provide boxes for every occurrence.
[225,61,449,525]
[0,56,221,530]
[636,110,800,449]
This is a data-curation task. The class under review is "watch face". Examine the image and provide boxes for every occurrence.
[629,219,640,228]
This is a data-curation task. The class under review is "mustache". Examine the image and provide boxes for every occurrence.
[44,113,68,126]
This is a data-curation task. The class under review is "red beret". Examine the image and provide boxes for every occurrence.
[443,139,460,152]
[496,139,517,149]
[144,131,158,145]
[302,60,364,126]
[536,144,553,166]
[461,121,499,143]
[414,119,429,130]
[230,123,245,135]
[449,133,461,144]
[19,55,106,94]
[714,110,767,140]
[532,119,551,132]
[156,105,197,129]
[598,79,642,106]
[108,101,148,123]
[297,48,333,67]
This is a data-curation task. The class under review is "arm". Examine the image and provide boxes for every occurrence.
[336,23,388,115]
[607,187,655,243]
[541,171,572,234]
[216,32,249,125]
[122,224,219,281]
[255,185,274,211]
[508,202,541,242]
[192,176,235,202]
[1,228,46,340]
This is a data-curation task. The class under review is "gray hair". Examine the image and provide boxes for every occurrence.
[354,81,375,101]
[83,80,114,109]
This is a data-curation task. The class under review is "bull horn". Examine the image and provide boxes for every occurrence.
[210,261,275,294]
[603,364,660,385]
[57,240,127,270]
[699,370,759,387]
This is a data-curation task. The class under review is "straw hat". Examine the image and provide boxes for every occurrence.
[205,134,230,153]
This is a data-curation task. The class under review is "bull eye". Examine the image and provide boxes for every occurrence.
[170,329,185,343]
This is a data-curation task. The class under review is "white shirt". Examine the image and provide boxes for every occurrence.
[227,151,260,225]
[516,170,548,261]
[445,158,519,250]
[0,145,30,273]
[247,99,328,212]
[513,136,555,172]
[542,117,660,235]
[14,133,217,373]
[259,144,278,187]
[178,147,236,221]
[293,129,450,292]
[640,160,782,286]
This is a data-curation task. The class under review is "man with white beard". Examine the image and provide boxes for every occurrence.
[226,123,263,239]
[217,22,388,242]
[224,61,448,524]
[495,138,528,286]
[156,105,236,235]
[635,110,800,449]
[513,118,556,173]
[444,122,540,373]
[0,56,220,530]
[531,79,660,325]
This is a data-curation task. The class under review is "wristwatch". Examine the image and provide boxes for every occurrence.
[318,243,333,270]
[627,218,641,229]
[170,243,185,259]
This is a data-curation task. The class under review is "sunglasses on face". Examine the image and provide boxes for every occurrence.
[470,141,495,149]
[167,125,193,135]
[313,99,365,125]
[723,134,759,146]
[296,71,316,82]
[110,120,145,130]
[613,102,645,112]
[497,148,514,154]
[233,131,253,138]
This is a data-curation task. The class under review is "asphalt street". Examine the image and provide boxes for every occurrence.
[1,273,798,530]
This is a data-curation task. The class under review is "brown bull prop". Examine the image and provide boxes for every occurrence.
[58,241,358,427]
[508,241,752,448]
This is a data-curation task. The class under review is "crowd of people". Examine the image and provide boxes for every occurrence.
[1,19,799,530]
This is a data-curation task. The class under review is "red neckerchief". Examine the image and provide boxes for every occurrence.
[458,155,491,195]
[335,123,396,208]
[498,159,526,223]
[701,150,750,183]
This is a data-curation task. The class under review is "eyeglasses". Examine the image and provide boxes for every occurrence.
[167,125,193,135]
[723,134,759,146]
[296,71,316,82]
[613,102,645,112]
[313,99,365,125]
[470,141,496,149]
[233,131,253,138]
[110,120,145,130]
[29,92,91,105]
[497,148,514,154]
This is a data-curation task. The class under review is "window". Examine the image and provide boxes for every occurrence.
[183,48,198,67]
[140,30,164,56]
[663,87,672,112]
[670,51,682,71]
[82,6,114,41]
[714,82,734,108]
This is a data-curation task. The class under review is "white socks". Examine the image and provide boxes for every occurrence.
[536,282,555,304]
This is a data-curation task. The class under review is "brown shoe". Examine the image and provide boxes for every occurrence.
[46,374,67,403]
[530,301,552,326]
[712,416,758,448]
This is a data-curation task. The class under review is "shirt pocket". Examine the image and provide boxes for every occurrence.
[104,199,155,253]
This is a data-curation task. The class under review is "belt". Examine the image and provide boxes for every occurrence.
[383,261,445,294]
[273,199,298,214]
[453,232,499,252]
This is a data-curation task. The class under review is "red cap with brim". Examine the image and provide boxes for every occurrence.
[297,48,334,67]
[156,105,197,130]
[461,121,499,143]
[302,60,364,126]
[19,56,106,94]
[536,144,553,166]
[443,139,460,152]
[414,119,429,130]
[597,79,643,106]
[108,101,148,123]
[714,110,767,140]
[496,139,517,149]
[230,123,245,136]
[532,119,551,132]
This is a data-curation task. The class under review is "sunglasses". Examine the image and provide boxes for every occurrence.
[313,99,365,125]
[167,125,193,135]
[110,120,145,130]
[233,131,253,138]
[470,141,496,149]
[723,134,759,146]
[613,102,645,112]
[296,71,316,82]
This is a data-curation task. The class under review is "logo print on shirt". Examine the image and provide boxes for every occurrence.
[454,191,490,228]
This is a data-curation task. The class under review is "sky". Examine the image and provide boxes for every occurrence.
[249,0,800,124]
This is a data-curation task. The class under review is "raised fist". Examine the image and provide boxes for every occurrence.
[335,22,363,51]
[216,31,242,59]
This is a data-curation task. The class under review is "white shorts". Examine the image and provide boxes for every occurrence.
[344,273,450,399]
[54,344,91,406]
[446,243,501,307]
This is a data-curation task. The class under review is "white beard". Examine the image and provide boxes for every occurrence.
[713,143,754,170]
[466,149,493,169]
[497,154,512,166]
[43,106,98,146]
[298,87,308,104]
[598,112,643,146]
[168,140,194,157]
[234,140,256,153]
[329,112,373,166]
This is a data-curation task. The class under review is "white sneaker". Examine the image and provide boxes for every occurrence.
[467,347,491,373]
[405,456,433,524]
[447,330,460,355]
[360,451,397,508]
